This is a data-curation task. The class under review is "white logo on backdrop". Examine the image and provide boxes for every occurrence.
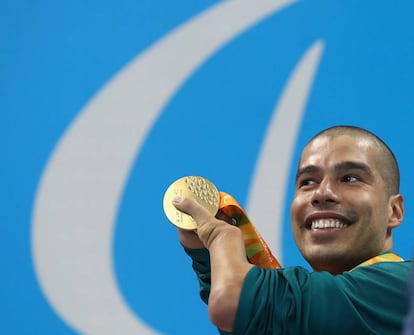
[31,0,323,334]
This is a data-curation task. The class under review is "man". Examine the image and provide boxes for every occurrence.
[172,125,411,334]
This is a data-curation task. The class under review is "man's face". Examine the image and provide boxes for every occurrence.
[290,135,396,273]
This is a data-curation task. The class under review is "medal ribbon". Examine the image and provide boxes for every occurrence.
[350,252,404,271]
[219,191,282,269]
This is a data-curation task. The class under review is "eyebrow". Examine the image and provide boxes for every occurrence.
[295,161,374,181]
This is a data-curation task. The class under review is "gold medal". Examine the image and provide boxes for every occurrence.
[163,176,220,230]
[163,176,282,269]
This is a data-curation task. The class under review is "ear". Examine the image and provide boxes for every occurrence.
[387,194,404,229]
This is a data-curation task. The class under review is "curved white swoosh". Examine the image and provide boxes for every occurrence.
[31,1,297,334]
[246,40,325,263]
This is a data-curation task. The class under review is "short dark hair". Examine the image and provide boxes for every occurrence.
[308,125,400,195]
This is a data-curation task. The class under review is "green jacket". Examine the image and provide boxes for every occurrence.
[185,247,411,335]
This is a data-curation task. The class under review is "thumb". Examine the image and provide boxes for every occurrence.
[172,196,214,226]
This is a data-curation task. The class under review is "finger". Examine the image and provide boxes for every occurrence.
[172,195,214,225]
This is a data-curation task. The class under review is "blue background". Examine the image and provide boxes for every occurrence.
[2,1,414,334]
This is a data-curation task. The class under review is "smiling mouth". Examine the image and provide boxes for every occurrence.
[310,219,350,230]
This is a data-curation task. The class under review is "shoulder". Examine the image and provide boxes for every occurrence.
[345,260,412,279]
[241,260,412,299]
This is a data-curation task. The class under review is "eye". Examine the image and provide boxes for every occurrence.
[342,175,359,183]
[298,178,318,188]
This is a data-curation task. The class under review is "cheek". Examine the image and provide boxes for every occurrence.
[290,195,308,236]
[352,193,380,217]
[290,196,306,244]
[290,193,307,220]
[290,196,298,218]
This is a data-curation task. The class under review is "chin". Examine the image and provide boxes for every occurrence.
[305,250,352,273]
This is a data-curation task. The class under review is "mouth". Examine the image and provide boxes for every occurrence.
[304,212,353,231]
[310,218,350,230]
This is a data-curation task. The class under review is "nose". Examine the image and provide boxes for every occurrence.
[311,178,339,207]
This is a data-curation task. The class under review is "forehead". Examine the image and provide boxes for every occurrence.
[300,134,380,168]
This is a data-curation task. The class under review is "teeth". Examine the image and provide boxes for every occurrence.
[311,219,347,229]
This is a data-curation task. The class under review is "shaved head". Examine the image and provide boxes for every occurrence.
[307,126,400,195]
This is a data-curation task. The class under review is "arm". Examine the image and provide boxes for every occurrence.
[173,195,254,332]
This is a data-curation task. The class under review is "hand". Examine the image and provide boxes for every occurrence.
[173,196,240,250]
[177,200,234,249]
